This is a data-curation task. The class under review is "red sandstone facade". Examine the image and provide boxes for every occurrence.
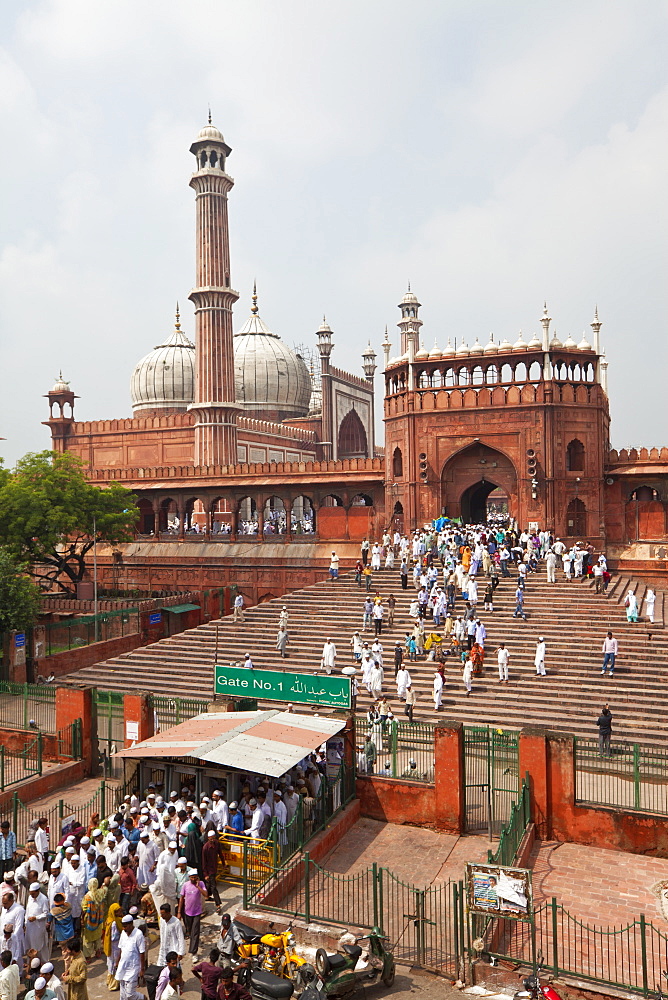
[40,122,668,586]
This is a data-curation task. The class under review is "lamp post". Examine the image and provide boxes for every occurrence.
[93,514,98,641]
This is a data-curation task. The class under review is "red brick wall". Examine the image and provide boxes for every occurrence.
[0,729,60,759]
[38,632,142,678]
[123,693,154,748]
[55,687,95,776]
[0,759,86,810]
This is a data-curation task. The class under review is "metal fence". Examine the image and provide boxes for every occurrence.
[152,695,210,731]
[487,775,531,866]
[94,690,125,780]
[0,682,56,732]
[57,719,83,760]
[357,720,435,783]
[42,608,140,656]
[481,900,668,997]
[245,856,465,980]
[464,725,519,836]
[575,738,668,815]
[0,737,42,791]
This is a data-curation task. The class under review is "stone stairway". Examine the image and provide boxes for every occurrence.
[63,566,668,746]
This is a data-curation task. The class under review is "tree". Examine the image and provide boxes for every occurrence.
[0,451,138,595]
[0,548,42,632]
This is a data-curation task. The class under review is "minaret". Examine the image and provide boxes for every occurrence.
[382,325,391,369]
[591,306,603,386]
[187,117,240,467]
[316,317,334,461]
[43,373,78,453]
[540,302,552,380]
[397,284,422,356]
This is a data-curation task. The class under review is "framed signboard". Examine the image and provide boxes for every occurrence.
[465,863,533,921]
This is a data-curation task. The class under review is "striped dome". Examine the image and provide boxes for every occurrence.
[130,312,195,414]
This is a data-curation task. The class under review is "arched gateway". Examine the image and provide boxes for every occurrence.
[441,444,517,524]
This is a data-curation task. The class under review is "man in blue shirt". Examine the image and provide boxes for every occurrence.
[0,823,16,879]
[225,803,245,836]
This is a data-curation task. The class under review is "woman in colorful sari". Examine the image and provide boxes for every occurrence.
[102,902,123,990]
[81,879,107,959]
[48,893,74,958]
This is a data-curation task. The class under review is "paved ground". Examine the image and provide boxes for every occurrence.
[319,818,491,884]
[530,838,668,926]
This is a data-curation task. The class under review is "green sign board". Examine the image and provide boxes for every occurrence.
[214,665,351,709]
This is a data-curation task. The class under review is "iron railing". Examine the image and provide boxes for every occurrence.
[151,695,210,730]
[358,720,435,783]
[0,682,56,732]
[575,738,668,815]
[41,608,140,656]
[482,899,668,997]
[487,774,531,866]
[0,735,42,791]
[57,719,83,760]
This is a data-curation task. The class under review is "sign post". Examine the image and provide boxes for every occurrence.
[214,665,351,709]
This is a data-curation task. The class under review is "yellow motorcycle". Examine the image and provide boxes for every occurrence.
[259,922,314,988]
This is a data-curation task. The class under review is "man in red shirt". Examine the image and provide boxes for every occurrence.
[217,967,250,1000]
[201,832,223,906]
[119,856,138,913]
[193,948,225,1000]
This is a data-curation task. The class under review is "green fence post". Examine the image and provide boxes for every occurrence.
[298,795,304,850]
[0,747,4,792]
[640,914,648,996]
[633,744,641,812]
[37,733,43,775]
[101,780,106,818]
[551,897,559,975]
[12,791,18,835]
[391,721,398,778]
[23,686,28,730]
[372,862,379,928]
[304,853,310,925]
[453,882,460,979]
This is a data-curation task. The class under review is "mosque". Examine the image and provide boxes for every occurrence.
[43,120,668,594]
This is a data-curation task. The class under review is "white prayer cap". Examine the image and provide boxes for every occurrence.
[92,829,102,837]
[152,821,160,831]
[80,836,90,845]
[187,868,199,876]
[199,803,207,809]
[107,835,115,842]
[229,801,238,809]
[40,964,54,975]
[4,871,14,880]
[169,791,178,798]
[124,795,131,802]
[139,830,149,838]
[31,958,41,969]
[121,914,133,924]
[130,807,138,815]
[168,841,178,849]
[65,846,75,854]
[212,790,221,797]
[177,857,187,864]
[207,830,216,837]
[50,861,61,869]
[186,801,195,808]
[29,882,40,891]
[35,977,47,989]
[109,821,119,829]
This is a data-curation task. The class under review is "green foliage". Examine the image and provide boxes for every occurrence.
[0,547,41,632]
[0,451,138,594]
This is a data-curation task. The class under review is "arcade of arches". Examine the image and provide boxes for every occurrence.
[441,444,517,523]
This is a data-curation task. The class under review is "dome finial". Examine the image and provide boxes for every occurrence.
[175,302,181,330]
[251,281,258,315]
[407,279,411,292]
[208,105,212,125]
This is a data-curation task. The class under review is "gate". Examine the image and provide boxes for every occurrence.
[382,870,465,978]
[464,726,519,835]
[94,690,125,779]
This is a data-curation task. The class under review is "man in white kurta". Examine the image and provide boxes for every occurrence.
[284,788,299,824]
[64,856,86,922]
[24,884,49,964]
[273,793,288,847]
[40,964,65,1000]
[47,865,69,908]
[0,951,19,1000]
[534,637,546,676]
[157,905,185,965]
[321,640,337,674]
[433,671,443,710]
[211,792,229,831]
[150,843,178,913]
[115,915,145,1000]
[137,832,159,887]
[396,666,411,701]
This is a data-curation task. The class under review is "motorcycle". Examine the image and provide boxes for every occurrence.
[259,922,314,986]
[230,919,264,986]
[312,928,395,998]
[250,968,296,1000]
[513,961,562,1000]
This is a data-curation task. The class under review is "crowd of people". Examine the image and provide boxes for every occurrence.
[0,752,336,1000]
[337,520,634,763]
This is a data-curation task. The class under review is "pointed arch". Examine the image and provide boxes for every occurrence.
[338,409,368,458]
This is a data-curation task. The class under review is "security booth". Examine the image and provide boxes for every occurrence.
[114,709,355,884]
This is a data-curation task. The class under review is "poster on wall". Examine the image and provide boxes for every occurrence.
[465,863,532,921]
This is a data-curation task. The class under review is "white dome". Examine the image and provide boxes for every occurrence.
[578,333,593,351]
[455,340,469,357]
[562,333,578,349]
[483,336,498,355]
[499,336,513,352]
[527,332,542,349]
[197,124,225,142]
[51,372,71,393]
[442,339,455,358]
[513,331,528,351]
[131,314,195,414]
[233,295,311,419]
[550,332,563,349]
[429,340,441,358]
[414,341,429,360]
[469,338,484,356]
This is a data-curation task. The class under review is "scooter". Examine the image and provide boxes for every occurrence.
[312,928,395,998]
[513,961,562,1000]
[250,968,295,1000]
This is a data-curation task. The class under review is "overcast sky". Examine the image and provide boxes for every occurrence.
[1,0,667,467]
